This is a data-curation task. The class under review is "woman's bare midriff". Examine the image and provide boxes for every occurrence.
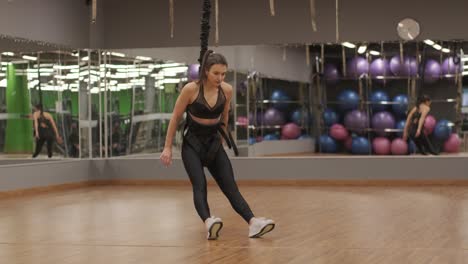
[189,113,221,125]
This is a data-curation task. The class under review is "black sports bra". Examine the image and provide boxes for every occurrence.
[187,84,226,119]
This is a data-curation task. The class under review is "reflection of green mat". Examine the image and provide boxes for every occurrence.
[4,64,33,153]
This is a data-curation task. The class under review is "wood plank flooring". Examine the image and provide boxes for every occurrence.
[1,184,468,263]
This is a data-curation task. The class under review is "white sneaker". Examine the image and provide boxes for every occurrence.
[205,216,223,240]
[249,217,275,238]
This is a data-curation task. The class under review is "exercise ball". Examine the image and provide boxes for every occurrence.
[344,136,353,150]
[264,134,279,141]
[263,108,286,126]
[369,58,390,78]
[323,108,339,126]
[290,108,313,126]
[408,140,417,154]
[237,80,248,94]
[373,137,391,155]
[236,116,248,126]
[424,115,437,135]
[347,56,369,78]
[392,94,408,117]
[330,124,349,141]
[442,57,462,75]
[249,110,265,126]
[337,89,360,112]
[371,111,396,136]
[443,133,461,153]
[433,119,452,141]
[344,110,369,133]
[270,89,290,111]
[187,64,200,81]
[391,138,408,155]
[396,120,406,137]
[324,64,340,85]
[390,56,418,76]
[370,90,390,112]
[351,136,371,155]
[319,135,338,153]
[423,59,441,84]
[281,123,301,139]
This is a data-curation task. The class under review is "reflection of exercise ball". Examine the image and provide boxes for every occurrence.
[263,108,286,126]
[423,59,441,84]
[372,137,391,155]
[351,137,371,155]
[433,119,452,141]
[344,136,353,151]
[347,57,369,78]
[443,133,461,153]
[372,111,395,136]
[330,124,349,141]
[237,80,248,94]
[424,115,437,135]
[187,64,200,81]
[391,138,408,155]
[408,140,416,154]
[324,64,340,85]
[344,110,369,133]
[369,58,390,78]
[389,56,418,76]
[319,135,337,153]
[290,109,312,126]
[389,55,403,76]
[270,90,290,111]
[249,110,264,126]
[236,116,248,126]
[337,89,360,112]
[392,94,408,117]
[396,120,406,137]
[370,90,389,112]
[281,123,301,139]
[264,134,279,141]
[323,108,339,127]
[442,57,462,75]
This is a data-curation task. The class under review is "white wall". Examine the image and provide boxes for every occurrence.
[99,0,468,49]
[117,45,311,82]
[0,0,90,48]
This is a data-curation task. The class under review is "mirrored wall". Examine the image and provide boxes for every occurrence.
[1,40,468,159]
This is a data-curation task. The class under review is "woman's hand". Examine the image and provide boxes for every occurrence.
[415,129,421,138]
[160,147,173,167]
[402,131,408,141]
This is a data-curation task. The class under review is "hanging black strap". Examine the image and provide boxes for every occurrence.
[218,123,239,156]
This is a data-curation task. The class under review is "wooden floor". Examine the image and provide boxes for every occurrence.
[2,184,468,263]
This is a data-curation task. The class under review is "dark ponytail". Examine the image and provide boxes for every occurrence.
[416,94,431,109]
[35,104,43,115]
[196,0,228,84]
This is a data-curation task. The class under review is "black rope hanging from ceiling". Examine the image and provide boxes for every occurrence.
[198,0,211,65]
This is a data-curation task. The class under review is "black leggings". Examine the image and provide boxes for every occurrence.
[33,137,54,158]
[410,133,438,155]
[181,136,254,223]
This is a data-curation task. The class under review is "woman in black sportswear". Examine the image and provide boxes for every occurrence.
[403,95,438,155]
[160,51,275,240]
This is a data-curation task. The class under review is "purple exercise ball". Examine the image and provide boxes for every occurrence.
[371,111,396,136]
[344,110,369,133]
